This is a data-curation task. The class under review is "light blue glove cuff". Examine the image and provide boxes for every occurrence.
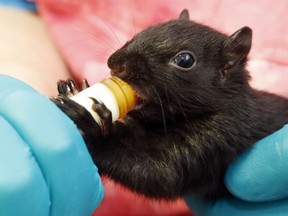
[0,75,104,216]
[225,125,288,202]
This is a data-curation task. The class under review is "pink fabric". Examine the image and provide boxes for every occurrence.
[36,0,288,215]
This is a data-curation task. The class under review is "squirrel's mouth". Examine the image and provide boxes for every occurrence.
[119,78,149,113]
[126,84,148,112]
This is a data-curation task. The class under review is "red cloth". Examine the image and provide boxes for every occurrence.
[35,0,288,215]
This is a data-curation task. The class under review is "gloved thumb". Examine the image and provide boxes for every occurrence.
[225,125,288,202]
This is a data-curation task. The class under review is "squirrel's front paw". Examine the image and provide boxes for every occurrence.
[57,79,90,97]
[51,95,102,141]
[90,98,112,137]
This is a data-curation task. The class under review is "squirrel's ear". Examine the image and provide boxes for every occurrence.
[222,26,252,70]
[179,9,190,21]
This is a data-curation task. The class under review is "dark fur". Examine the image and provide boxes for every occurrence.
[53,10,288,200]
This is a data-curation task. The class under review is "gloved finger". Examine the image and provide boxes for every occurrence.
[0,74,37,94]
[225,125,288,202]
[185,195,288,216]
[0,116,50,216]
[0,75,104,215]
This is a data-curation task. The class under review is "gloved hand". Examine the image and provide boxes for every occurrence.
[185,125,288,216]
[0,74,104,216]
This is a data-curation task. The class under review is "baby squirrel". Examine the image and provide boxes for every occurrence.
[53,9,288,200]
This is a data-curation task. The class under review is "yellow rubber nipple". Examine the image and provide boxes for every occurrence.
[101,76,136,118]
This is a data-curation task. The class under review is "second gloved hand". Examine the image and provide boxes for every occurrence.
[185,125,288,216]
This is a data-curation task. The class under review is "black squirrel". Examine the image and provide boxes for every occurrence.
[53,9,288,200]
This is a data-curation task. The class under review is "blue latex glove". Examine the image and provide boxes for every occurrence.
[185,125,288,216]
[0,75,104,216]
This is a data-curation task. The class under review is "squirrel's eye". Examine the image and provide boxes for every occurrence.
[170,52,195,70]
